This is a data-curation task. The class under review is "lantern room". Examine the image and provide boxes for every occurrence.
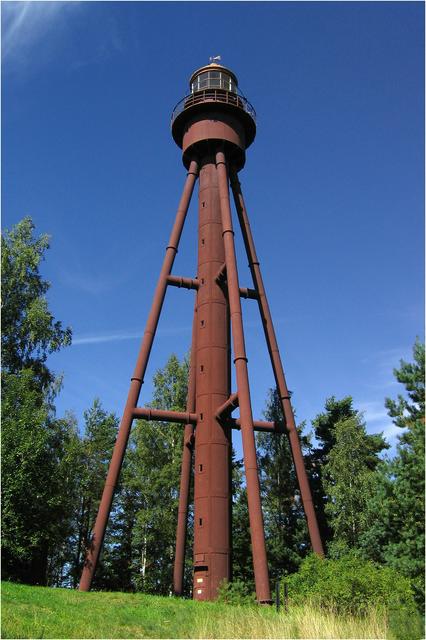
[189,63,238,94]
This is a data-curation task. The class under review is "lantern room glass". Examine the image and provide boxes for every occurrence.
[191,71,237,93]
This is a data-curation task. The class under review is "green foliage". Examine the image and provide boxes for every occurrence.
[1,217,71,387]
[309,396,388,553]
[323,414,388,555]
[385,338,425,428]
[1,370,80,585]
[231,485,255,589]
[361,340,425,609]
[124,354,190,595]
[307,397,359,548]
[257,388,310,578]
[285,553,417,616]
[69,399,119,589]
[216,579,256,605]
[312,396,357,457]
[1,218,76,585]
[231,446,255,588]
[2,215,423,612]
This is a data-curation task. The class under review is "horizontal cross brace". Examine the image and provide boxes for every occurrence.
[230,418,284,433]
[133,408,285,434]
[167,273,256,300]
[133,407,197,424]
[167,275,199,290]
[239,287,258,300]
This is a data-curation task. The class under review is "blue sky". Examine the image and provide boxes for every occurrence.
[2,1,424,456]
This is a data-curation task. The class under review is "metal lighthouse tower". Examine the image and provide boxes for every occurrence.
[79,59,324,604]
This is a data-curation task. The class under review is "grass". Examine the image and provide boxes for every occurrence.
[0,580,418,639]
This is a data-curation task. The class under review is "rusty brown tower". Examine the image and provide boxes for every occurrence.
[79,60,324,603]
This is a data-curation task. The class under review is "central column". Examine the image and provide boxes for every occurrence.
[193,155,232,600]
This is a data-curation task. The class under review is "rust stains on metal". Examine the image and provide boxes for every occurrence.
[192,157,232,600]
[231,418,281,432]
[132,407,198,424]
[215,149,271,603]
[229,170,325,557]
[215,392,239,420]
[167,275,199,290]
[79,61,324,602]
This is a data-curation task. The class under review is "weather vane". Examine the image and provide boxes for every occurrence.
[209,55,221,63]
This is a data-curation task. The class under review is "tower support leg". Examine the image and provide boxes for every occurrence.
[79,160,199,591]
[216,151,271,604]
[229,169,324,557]
[173,300,197,595]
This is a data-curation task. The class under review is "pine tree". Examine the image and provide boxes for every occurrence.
[308,396,387,553]
[361,340,425,607]
[307,397,357,550]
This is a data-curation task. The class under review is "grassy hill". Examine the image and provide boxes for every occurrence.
[0,581,398,639]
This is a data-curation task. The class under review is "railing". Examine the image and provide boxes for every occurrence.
[171,89,256,127]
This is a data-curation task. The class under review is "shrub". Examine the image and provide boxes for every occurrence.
[216,579,256,606]
[284,552,417,616]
